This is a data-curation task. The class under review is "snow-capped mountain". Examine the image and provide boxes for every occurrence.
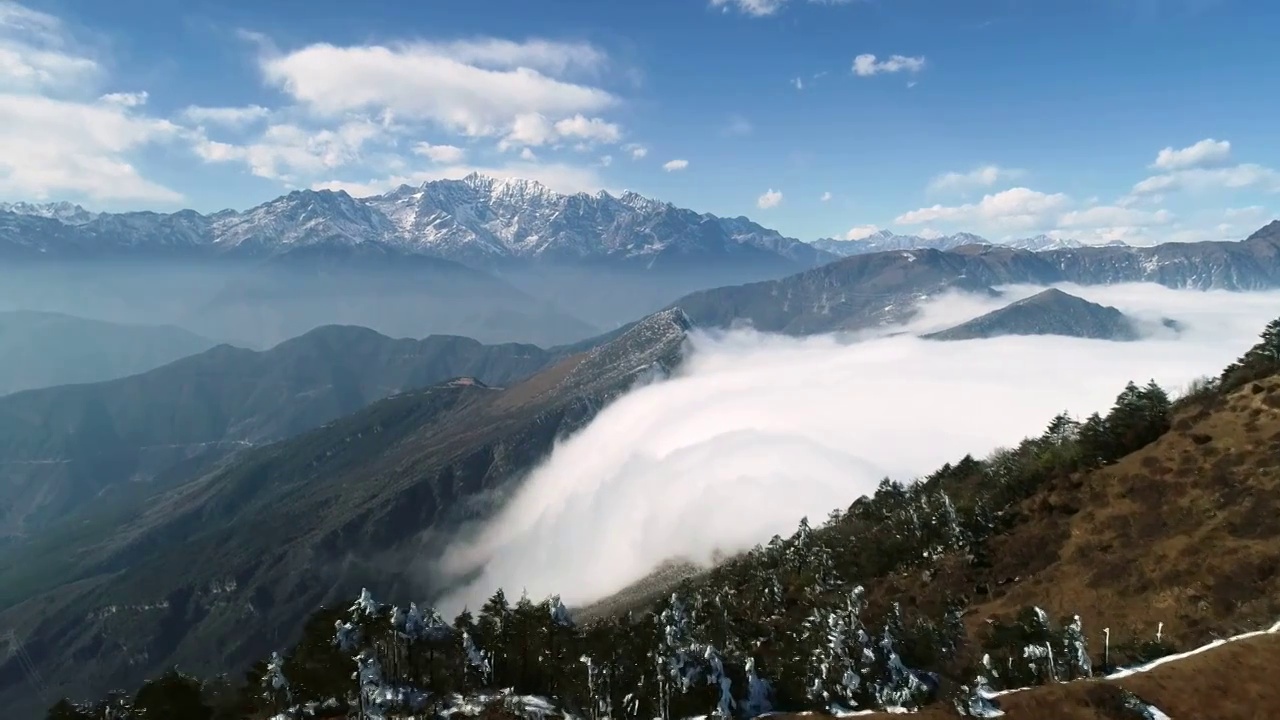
[0,174,832,270]
[363,173,831,267]
[810,230,1096,257]
[0,201,99,225]
[209,189,400,253]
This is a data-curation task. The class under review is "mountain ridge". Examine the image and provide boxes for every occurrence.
[923,288,1144,342]
[0,174,833,270]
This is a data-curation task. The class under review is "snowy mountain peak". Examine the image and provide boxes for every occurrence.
[0,200,99,225]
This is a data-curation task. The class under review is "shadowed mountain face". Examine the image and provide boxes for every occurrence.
[0,311,219,396]
[923,289,1143,341]
[0,326,558,541]
[0,309,692,717]
[671,231,1280,334]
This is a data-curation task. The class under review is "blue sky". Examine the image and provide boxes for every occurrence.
[1,0,1278,245]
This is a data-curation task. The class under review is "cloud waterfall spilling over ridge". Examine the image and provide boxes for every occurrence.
[437,284,1280,613]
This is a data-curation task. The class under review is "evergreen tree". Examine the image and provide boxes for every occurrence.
[134,670,213,720]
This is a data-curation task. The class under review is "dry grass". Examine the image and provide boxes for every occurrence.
[835,632,1280,719]
[877,375,1280,658]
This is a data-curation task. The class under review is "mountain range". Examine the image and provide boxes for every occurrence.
[0,175,838,336]
[674,221,1280,335]
[810,230,1097,257]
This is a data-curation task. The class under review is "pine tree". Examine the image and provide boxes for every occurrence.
[1058,615,1092,680]
[134,670,214,720]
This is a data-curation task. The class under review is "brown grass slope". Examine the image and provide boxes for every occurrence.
[848,632,1280,719]
[873,374,1280,658]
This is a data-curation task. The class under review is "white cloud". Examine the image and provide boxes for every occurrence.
[312,161,607,198]
[413,142,466,164]
[1132,164,1280,195]
[1057,205,1173,229]
[820,191,832,202]
[791,76,803,90]
[499,112,620,150]
[709,0,855,16]
[520,147,538,162]
[438,283,1280,609]
[844,224,880,241]
[1152,138,1231,171]
[259,39,616,138]
[98,90,147,107]
[852,53,925,77]
[193,119,382,182]
[709,0,790,16]
[0,93,182,202]
[895,187,1069,230]
[757,188,782,209]
[180,104,271,127]
[663,158,689,172]
[918,227,942,240]
[599,154,612,167]
[0,2,98,93]
[624,143,648,160]
[553,114,621,143]
[927,165,1022,194]
[0,4,180,203]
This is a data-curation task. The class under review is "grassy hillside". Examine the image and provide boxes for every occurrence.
[33,316,1280,719]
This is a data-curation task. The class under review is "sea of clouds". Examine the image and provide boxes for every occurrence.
[437,283,1280,612]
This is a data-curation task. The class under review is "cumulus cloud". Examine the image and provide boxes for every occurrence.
[757,188,782,209]
[663,158,689,172]
[0,92,182,203]
[437,283,1280,610]
[928,165,1023,194]
[413,142,466,164]
[895,187,1069,230]
[852,53,925,77]
[258,39,616,138]
[1152,138,1231,171]
[193,119,381,182]
[0,2,181,203]
[624,143,647,160]
[844,224,880,240]
[820,191,832,202]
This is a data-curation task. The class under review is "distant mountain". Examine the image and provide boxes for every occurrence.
[672,228,1280,335]
[810,230,1092,257]
[0,325,559,540]
[0,311,218,395]
[0,201,99,225]
[0,175,836,333]
[0,308,692,717]
[923,288,1142,341]
[0,175,832,270]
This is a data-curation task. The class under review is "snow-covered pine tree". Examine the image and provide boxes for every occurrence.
[655,593,704,720]
[261,651,292,713]
[953,674,1005,718]
[1059,615,1092,680]
[741,656,773,718]
[703,645,735,718]
[869,603,930,710]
